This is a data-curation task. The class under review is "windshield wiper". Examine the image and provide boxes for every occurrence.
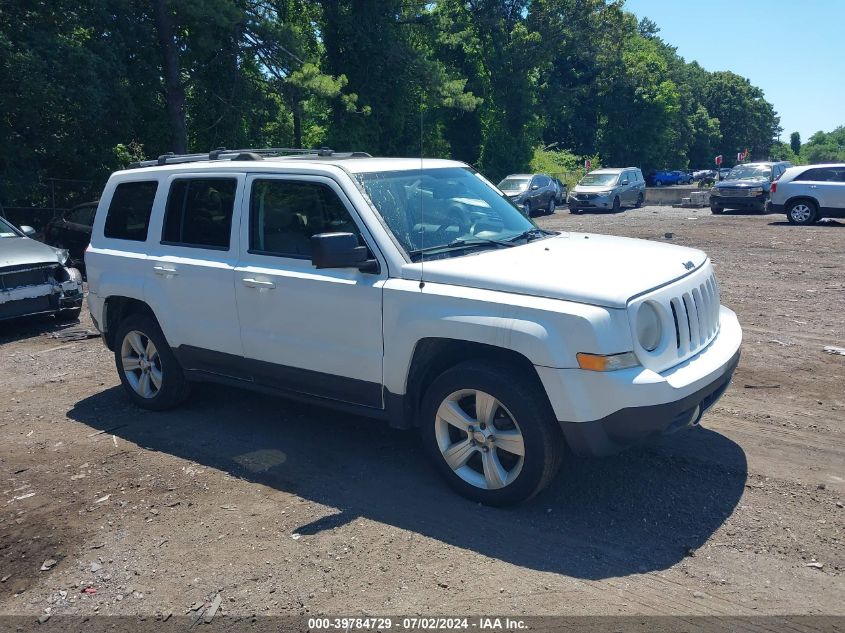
[409,236,516,258]
[506,227,554,243]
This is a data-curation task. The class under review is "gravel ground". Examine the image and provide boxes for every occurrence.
[0,204,842,619]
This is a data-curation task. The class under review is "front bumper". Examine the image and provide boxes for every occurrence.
[536,306,742,456]
[0,266,83,320]
[569,194,612,208]
[710,195,766,209]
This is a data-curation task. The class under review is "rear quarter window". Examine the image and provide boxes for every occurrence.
[103,181,158,241]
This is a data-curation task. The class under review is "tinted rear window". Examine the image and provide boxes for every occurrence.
[162,178,237,249]
[103,181,158,241]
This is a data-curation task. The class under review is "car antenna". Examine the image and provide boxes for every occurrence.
[419,93,425,290]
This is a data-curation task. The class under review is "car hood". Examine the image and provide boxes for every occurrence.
[0,237,61,269]
[572,185,615,194]
[403,233,707,309]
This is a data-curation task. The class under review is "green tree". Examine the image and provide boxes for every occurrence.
[801,127,845,163]
[789,131,801,156]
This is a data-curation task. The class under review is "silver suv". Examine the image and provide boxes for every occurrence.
[769,163,845,225]
[568,168,645,213]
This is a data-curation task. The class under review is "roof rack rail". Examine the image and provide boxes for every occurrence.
[126,147,371,169]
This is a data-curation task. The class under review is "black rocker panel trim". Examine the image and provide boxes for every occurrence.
[173,345,383,410]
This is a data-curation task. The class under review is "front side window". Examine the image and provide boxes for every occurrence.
[355,167,541,261]
[250,180,361,258]
[104,181,158,241]
[162,178,237,249]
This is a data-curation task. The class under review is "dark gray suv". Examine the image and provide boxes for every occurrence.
[710,161,792,214]
[497,173,557,217]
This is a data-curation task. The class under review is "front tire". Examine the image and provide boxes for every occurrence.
[612,196,621,212]
[635,192,644,208]
[420,361,564,506]
[114,313,190,410]
[547,198,555,215]
[569,207,580,214]
[56,308,81,322]
[710,205,723,214]
[786,200,818,225]
[523,201,531,217]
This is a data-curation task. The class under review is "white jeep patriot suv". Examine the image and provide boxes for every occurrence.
[86,148,742,505]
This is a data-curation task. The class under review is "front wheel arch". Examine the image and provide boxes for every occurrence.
[402,339,552,430]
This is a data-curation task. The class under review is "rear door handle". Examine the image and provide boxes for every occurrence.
[153,265,178,277]
[242,278,275,289]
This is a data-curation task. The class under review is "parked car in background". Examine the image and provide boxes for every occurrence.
[569,168,645,213]
[552,177,568,205]
[719,168,731,180]
[673,170,694,185]
[0,216,83,321]
[496,173,557,216]
[693,169,716,181]
[768,163,845,225]
[647,170,682,187]
[710,161,792,214]
[44,201,98,272]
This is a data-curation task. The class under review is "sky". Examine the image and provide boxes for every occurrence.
[623,0,844,143]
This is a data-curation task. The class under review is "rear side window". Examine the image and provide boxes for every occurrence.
[795,167,845,182]
[249,180,361,258]
[162,178,237,249]
[103,181,158,241]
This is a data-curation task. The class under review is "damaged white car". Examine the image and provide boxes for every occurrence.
[0,216,83,322]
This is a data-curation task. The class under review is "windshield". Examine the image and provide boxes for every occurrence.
[355,167,541,261]
[579,173,618,186]
[497,177,529,191]
[0,217,22,238]
[726,165,772,181]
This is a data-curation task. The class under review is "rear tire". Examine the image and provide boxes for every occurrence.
[113,313,190,411]
[420,361,564,506]
[786,200,818,225]
[655,180,663,187]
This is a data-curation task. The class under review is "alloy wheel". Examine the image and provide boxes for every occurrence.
[434,389,525,490]
[790,203,812,223]
[120,330,162,399]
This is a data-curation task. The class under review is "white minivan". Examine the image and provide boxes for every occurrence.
[86,149,742,505]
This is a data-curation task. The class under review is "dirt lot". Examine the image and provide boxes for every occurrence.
[1,205,843,619]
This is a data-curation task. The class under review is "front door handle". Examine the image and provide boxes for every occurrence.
[242,278,275,289]
[153,265,178,278]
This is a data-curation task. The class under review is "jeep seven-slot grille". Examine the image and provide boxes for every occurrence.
[667,274,720,356]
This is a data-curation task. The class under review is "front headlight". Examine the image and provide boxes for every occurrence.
[750,187,764,195]
[636,301,662,351]
[596,190,613,196]
[53,248,70,266]
[710,188,720,196]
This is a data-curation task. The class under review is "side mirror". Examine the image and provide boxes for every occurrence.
[19,225,36,237]
[311,232,377,272]
[621,179,629,185]
[531,185,539,190]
